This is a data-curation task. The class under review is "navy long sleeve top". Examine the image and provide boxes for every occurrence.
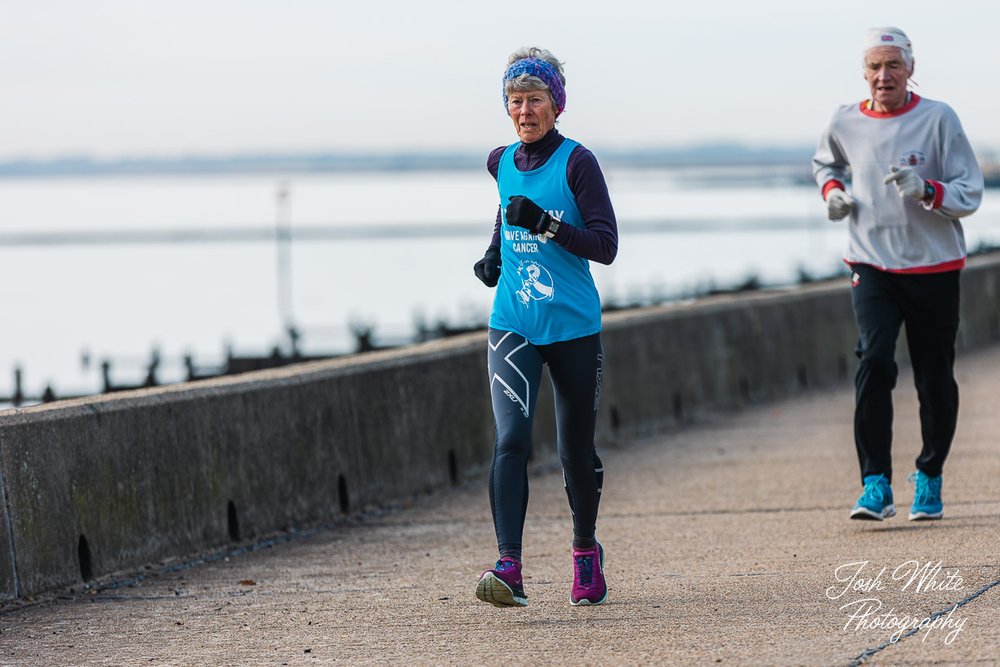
[487,128,618,265]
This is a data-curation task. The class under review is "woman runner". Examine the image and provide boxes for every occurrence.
[472,46,619,607]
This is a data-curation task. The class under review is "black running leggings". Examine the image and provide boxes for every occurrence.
[487,328,605,561]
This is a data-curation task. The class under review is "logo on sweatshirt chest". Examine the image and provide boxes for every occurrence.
[895,150,926,168]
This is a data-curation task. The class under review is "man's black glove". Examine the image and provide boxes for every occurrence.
[473,245,501,287]
[505,195,557,236]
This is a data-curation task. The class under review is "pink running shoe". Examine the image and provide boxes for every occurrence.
[476,557,528,607]
[571,542,607,606]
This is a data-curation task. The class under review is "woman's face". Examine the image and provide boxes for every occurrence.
[507,88,556,144]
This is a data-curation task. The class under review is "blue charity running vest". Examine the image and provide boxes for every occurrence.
[489,137,602,345]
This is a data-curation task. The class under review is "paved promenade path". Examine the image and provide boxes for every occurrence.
[3,346,1000,666]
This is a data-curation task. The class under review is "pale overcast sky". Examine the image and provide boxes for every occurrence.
[3,0,1000,160]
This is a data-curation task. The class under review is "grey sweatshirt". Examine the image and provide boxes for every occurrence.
[813,94,984,272]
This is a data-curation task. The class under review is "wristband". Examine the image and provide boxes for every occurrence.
[922,181,935,202]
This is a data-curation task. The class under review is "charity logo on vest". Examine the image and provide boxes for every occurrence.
[505,227,550,253]
[514,261,555,307]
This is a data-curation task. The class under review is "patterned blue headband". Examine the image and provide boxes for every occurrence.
[502,57,566,115]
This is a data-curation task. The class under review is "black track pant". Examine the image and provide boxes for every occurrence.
[851,264,960,483]
[487,329,604,561]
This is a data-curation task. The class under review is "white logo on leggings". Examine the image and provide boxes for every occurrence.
[489,332,530,418]
[594,353,605,410]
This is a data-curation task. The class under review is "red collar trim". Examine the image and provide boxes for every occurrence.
[859,93,921,118]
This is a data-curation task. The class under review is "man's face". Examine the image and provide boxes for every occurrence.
[864,46,914,112]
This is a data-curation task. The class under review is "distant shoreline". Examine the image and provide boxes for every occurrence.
[3,145,998,187]
[0,144,817,179]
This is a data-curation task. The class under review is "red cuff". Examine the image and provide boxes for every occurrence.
[925,179,944,210]
[822,180,846,201]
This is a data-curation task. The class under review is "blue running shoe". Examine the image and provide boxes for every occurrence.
[475,557,528,607]
[909,470,943,520]
[850,474,895,520]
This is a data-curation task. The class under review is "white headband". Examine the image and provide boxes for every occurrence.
[864,27,912,58]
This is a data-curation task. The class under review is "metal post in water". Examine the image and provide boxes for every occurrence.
[275,181,294,351]
[13,366,24,407]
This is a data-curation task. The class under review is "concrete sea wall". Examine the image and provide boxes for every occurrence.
[2,253,999,603]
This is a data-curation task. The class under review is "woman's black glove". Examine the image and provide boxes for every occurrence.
[473,246,502,287]
[505,195,556,236]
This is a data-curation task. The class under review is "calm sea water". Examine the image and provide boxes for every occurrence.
[1,168,997,400]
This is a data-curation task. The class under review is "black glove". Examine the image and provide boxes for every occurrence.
[505,195,555,236]
[473,246,501,287]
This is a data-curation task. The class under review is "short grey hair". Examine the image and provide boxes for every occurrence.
[504,47,566,113]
